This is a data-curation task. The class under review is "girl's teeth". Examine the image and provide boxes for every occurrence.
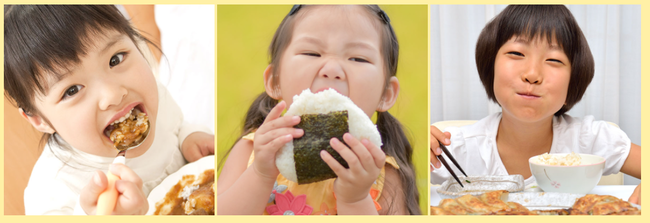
[112,108,134,125]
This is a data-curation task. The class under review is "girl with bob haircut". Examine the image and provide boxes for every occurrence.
[218,5,420,215]
[430,5,641,204]
[5,5,214,214]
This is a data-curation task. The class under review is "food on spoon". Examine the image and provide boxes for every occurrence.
[154,169,215,215]
[105,107,149,150]
[276,89,383,184]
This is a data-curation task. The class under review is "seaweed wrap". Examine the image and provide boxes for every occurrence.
[276,89,383,184]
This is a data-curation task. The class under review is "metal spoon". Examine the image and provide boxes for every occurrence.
[96,120,150,215]
[115,119,151,152]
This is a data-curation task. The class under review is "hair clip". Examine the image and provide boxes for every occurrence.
[289,5,302,16]
[378,10,391,24]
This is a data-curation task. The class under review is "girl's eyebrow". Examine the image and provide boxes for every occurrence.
[294,36,324,47]
[99,34,124,54]
[43,34,123,97]
[294,36,377,52]
[345,41,378,52]
[42,69,72,97]
[513,38,562,50]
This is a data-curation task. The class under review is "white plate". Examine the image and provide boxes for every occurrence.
[145,155,215,215]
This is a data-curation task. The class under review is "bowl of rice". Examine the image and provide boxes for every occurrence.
[529,153,605,194]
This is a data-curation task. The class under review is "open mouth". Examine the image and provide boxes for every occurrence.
[104,104,150,150]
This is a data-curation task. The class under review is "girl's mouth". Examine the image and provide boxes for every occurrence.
[517,92,541,99]
[104,104,149,150]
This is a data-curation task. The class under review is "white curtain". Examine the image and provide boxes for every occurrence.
[430,5,641,185]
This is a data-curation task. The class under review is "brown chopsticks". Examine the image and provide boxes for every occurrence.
[436,141,468,187]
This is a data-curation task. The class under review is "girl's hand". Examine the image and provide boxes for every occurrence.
[252,101,303,182]
[430,125,451,171]
[181,131,215,162]
[322,133,386,204]
[80,164,148,215]
[629,182,641,205]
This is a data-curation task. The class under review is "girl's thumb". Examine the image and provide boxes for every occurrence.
[80,170,110,211]
[91,171,108,193]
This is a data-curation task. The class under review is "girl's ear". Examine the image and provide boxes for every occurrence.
[263,65,282,100]
[377,76,400,112]
[19,108,55,134]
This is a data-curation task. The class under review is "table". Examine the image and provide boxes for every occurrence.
[430,185,638,206]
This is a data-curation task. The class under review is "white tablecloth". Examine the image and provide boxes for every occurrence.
[430,185,637,206]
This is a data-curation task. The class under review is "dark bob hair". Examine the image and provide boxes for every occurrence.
[475,5,594,116]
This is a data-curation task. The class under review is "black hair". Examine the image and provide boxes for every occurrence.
[476,5,594,116]
[4,5,156,168]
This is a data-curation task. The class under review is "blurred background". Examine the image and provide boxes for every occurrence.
[217,5,429,213]
[430,5,641,185]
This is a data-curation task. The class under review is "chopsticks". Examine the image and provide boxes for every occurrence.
[435,141,468,187]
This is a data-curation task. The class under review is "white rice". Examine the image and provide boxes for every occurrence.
[533,152,582,166]
[276,88,383,183]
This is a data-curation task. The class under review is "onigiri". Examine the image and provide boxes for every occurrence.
[276,88,383,184]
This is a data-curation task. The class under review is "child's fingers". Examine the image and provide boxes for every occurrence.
[341,133,375,171]
[79,171,108,213]
[430,150,441,171]
[258,101,300,135]
[329,137,363,173]
[261,101,286,126]
[430,125,451,146]
[320,150,347,177]
[202,141,215,156]
[109,164,143,190]
[361,138,386,169]
[259,115,301,136]
[114,180,148,214]
[260,128,303,146]
[183,145,205,163]
[262,134,293,153]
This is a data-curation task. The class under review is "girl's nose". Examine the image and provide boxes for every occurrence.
[521,62,543,85]
[318,59,346,80]
[98,84,128,110]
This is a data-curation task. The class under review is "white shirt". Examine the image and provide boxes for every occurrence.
[430,113,631,187]
[23,81,212,215]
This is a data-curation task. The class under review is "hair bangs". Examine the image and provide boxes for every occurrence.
[496,5,580,64]
[4,5,138,113]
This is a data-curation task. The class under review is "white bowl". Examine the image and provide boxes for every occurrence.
[529,153,605,194]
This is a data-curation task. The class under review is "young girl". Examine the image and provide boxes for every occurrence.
[4,5,214,214]
[217,5,420,215]
[430,5,641,204]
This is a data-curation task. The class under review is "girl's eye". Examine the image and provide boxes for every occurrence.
[62,85,83,100]
[507,51,524,57]
[547,59,564,64]
[109,53,126,68]
[301,52,320,57]
[349,57,370,63]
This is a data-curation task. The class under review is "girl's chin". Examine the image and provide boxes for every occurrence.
[503,108,550,122]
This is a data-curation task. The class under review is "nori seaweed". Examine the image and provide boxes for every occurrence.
[293,110,349,184]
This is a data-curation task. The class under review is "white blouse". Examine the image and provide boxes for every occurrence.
[430,113,631,187]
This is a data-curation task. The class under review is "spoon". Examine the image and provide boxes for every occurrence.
[96,120,150,215]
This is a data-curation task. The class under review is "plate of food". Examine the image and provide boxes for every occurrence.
[146,155,215,215]
[430,190,641,215]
